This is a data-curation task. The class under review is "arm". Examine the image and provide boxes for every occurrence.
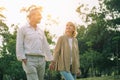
[53,36,63,62]
[16,27,26,61]
[42,33,53,61]
[49,36,63,70]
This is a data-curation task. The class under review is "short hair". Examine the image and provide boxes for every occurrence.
[20,5,42,16]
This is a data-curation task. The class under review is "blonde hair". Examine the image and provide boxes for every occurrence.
[65,21,77,37]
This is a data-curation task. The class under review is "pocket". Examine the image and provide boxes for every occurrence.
[22,61,36,74]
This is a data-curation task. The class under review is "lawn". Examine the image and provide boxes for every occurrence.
[77,75,120,80]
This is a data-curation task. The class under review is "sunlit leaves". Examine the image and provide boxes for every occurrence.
[0,7,6,19]
[20,5,43,13]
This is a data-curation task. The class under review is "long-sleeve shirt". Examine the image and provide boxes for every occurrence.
[16,23,53,61]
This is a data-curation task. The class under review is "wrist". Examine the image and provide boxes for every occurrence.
[51,61,55,65]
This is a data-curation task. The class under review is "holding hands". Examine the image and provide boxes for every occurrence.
[49,61,55,70]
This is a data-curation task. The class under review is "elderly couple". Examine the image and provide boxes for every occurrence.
[16,5,80,80]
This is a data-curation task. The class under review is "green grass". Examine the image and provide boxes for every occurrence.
[77,75,120,80]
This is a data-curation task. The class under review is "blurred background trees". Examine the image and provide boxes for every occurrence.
[76,0,120,78]
[0,0,120,80]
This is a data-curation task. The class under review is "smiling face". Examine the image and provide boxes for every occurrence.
[28,8,42,24]
[65,22,76,37]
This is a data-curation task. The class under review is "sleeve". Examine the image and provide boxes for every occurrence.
[53,36,63,62]
[42,34,53,61]
[16,27,26,61]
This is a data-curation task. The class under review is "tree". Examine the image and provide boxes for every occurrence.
[76,0,120,77]
[0,7,5,20]
[0,23,27,80]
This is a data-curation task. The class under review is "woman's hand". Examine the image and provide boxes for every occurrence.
[49,61,55,70]
[77,69,81,76]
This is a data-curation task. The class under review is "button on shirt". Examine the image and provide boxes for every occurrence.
[16,23,53,61]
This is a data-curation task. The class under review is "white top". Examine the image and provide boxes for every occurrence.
[16,23,53,61]
[68,38,73,64]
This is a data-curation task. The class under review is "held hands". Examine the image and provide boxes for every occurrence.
[49,61,55,70]
[77,69,81,77]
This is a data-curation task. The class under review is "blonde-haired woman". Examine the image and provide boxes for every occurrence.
[49,21,80,80]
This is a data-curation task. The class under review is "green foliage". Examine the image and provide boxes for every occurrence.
[104,0,120,12]
[78,75,120,80]
[44,29,55,45]
[0,23,27,80]
[76,0,120,78]
[76,25,88,54]
[80,49,102,77]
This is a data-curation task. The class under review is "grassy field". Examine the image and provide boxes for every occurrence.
[77,75,120,80]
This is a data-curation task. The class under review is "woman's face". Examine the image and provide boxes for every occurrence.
[28,9,42,24]
[65,22,75,35]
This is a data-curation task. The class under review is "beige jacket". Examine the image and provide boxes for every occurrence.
[53,35,80,74]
